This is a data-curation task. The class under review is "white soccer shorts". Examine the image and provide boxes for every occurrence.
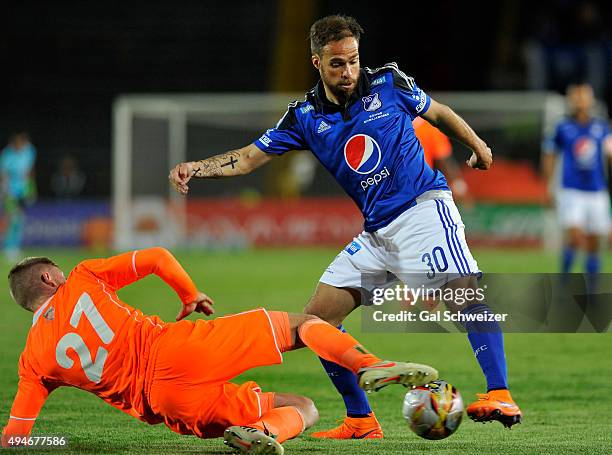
[556,189,611,235]
[320,191,479,291]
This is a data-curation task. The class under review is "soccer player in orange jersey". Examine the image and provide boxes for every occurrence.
[1,247,437,454]
[412,117,471,204]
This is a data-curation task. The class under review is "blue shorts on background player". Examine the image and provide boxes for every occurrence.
[543,83,612,289]
[0,132,37,260]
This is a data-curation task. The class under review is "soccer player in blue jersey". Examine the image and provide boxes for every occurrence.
[0,132,37,260]
[543,83,612,286]
[169,15,522,436]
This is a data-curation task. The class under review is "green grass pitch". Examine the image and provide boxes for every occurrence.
[1,248,611,454]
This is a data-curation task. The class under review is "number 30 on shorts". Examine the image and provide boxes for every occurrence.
[421,246,448,279]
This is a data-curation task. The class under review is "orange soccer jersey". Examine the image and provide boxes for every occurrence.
[1,248,199,442]
[413,116,452,168]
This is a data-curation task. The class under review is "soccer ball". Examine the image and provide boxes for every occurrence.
[402,380,463,440]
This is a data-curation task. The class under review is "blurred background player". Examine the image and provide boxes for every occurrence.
[542,83,612,286]
[1,247,437,454]
[0,132,37,260]
[169,14,521,438]
[51,155,86,200]
[413,117,472,206]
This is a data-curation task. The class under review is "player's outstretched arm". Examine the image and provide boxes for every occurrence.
[168,143,271,195]
[81,247,214,316]
[422,99,492,170]
[1,377,51,448]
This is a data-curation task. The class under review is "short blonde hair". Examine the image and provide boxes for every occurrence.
[8,257,57,311]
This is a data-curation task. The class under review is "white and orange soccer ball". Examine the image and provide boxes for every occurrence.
[402,380,464,440]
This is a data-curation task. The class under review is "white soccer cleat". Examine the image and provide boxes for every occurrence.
[358,360,439,393]
[223,426,284,455]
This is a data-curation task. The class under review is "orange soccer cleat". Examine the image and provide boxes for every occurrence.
[466,389,522,428]
[311,413,383,439]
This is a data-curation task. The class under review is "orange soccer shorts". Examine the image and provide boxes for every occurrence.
[146,308,292,438]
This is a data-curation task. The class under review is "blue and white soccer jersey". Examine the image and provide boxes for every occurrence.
[254,62,449,232]
[546,118,611,235]
[254,62,479,290]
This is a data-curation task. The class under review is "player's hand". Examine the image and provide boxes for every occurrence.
[169,161,196,195]
[466,147,493,170]
[176,292,215,321]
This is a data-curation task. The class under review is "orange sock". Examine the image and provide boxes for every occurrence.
[298,318,381,373]
[247,406,304,443]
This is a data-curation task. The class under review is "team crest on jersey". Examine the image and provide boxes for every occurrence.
[344,134,382,174]
[43,307,55,321]
[362,93,382,112]
[589,123,604,138]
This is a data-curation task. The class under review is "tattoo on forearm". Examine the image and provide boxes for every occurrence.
[221,155,238,169]
[192,151,241,178]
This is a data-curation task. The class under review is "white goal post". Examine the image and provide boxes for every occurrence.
[112,93,304,249]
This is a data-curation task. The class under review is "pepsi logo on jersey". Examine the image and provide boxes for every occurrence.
[573,136,596,168]
[343,134,391,190]
[360,167,390,190]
